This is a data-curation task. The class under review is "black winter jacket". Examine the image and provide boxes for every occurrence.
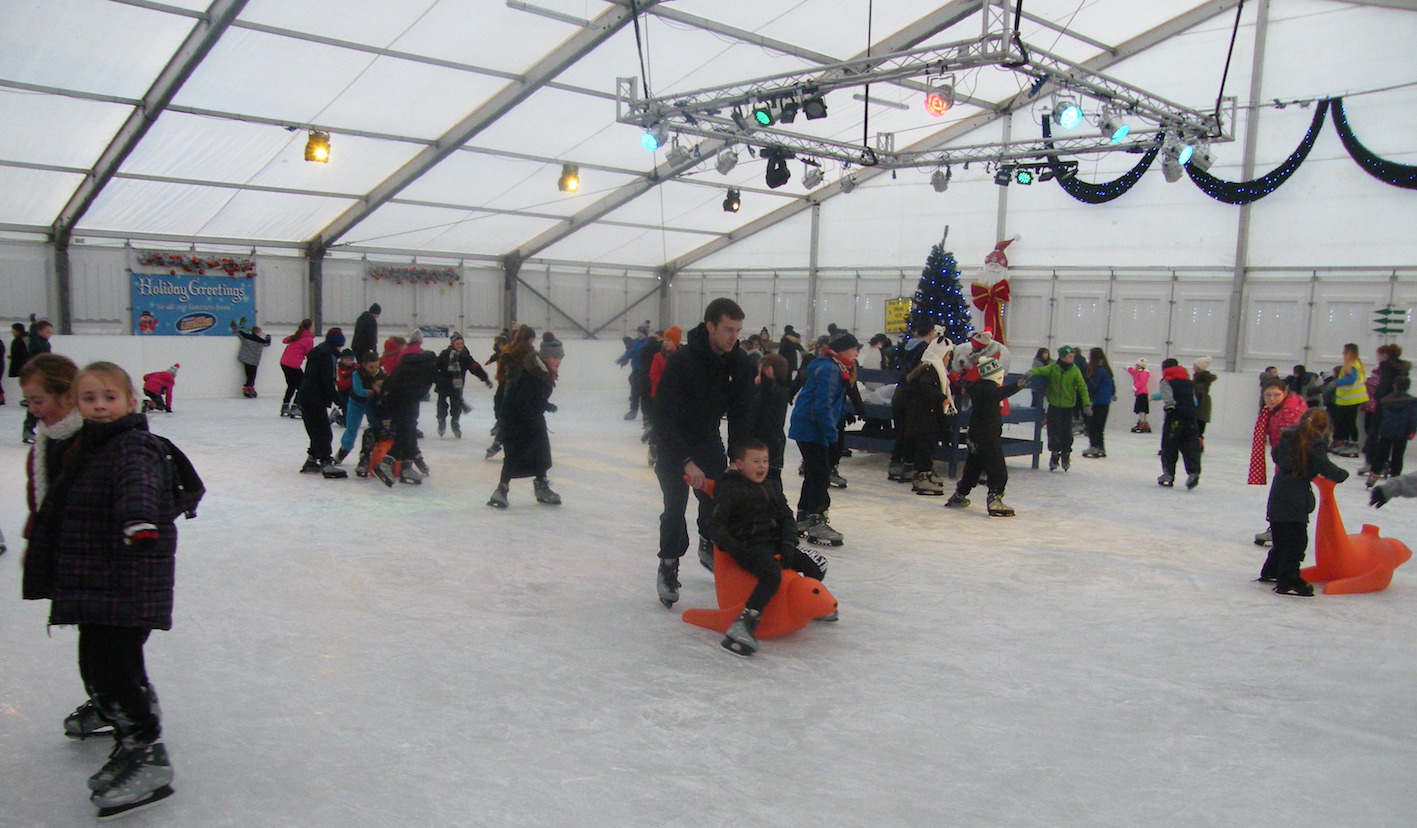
[298,341,343,408]
[383,348,437,405]
[1267,428,1349,524]
[747,374,791,470]
[705,470,798,558]
[351,311,379,361]
[964,379,1026,443]
[435,346,490,393]
[655,323,752,467]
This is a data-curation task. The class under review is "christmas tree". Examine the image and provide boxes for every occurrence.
[910,242,973,343]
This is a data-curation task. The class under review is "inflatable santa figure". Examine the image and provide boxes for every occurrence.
[971,237,1017,343]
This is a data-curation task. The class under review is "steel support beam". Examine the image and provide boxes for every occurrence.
[506,1,980,270]
[308,1,663,253]
[661,0,1243,274]
[1225,0,1269,372]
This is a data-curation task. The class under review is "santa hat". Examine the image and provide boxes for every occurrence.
[985,236,1019,269]
[971,330,994,348]
[168,363,181,374]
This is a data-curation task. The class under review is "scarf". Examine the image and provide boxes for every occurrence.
[30,408,83,511]
[1249,407,1271,485]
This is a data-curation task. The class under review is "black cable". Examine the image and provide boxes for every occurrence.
[862,0,873,156]
[629,0,653,100]
[1214,0,1246,124]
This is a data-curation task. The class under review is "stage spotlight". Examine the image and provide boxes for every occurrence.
[924,83,953,117]
[1160,134,1185,183]
[1056,161,1078,182]
[723,188,741,213]
[731,109,750,130]
[557,164,579,192]
[716,149,739,175]
[304,131,330,163]
[1100,109,1130,143]
[779,101,799,123]
[839,173,857,193]
[666,142,691,166]
[641,123,667,152]
[1189,144,1214,172]
[994,167,1012,186]
[1015,168,1034,185]
[1052,99,1083,130]
[752,104,774,126]
[930,167,951,193]
[764,150,790,189]
[802,164,824,189]
[1161,155,1184,183]
[802,95,828,120]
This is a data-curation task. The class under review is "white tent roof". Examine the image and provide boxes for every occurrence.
[0,1,1405,269]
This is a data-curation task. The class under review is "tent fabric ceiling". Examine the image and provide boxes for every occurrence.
[0,0,1382,268]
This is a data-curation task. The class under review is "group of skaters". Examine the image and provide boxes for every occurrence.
[261,305,566,505]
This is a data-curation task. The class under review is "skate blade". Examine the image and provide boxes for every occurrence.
[64,729,115,740]
[96,784,174,819]
[720,639,756,657]
[659,597,676,609]
[321,470,348,479]
[805,537,843,547]
[913,490,945,496]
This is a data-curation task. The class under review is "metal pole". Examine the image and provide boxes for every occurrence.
[807,202,821,337]
[53,231,73,334]
[307,242,325,332]
[1223,0,1269,372]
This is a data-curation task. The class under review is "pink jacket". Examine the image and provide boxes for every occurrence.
[1126,366,1151,396]
[279,330,315,370]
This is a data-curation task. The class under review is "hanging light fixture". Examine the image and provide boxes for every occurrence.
[924,81,954,117]
[839,173,857,193]
[1014,168,1035,185]
[304,130,330,163]
[716,148,739,175]
[994,166,1012,186]
[641,123,668,152]
[722,188,741,212]
[764,149,791,189]
[557,164,580,192]
[1052,98,1084,130]
[752,103,775,126]
[930,166,952,192]
[666,141,691,166]
[1099,108,1130,143]
[802,163,824,189]
[801,93,828,120]
[1189,143,1214,172]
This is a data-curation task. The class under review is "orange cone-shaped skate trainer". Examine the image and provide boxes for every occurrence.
[1301,476,1411,594]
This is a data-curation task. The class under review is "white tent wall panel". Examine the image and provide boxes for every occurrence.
[0,241,53,323]
[998,278,1051,365]
[462,267,506,334]
[1049,279,1110,354]
[1168,279,1234,365]
[257,256,310,331]
[69,245,128,334]
[320,259,367,332]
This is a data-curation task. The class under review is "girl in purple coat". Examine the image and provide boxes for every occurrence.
[22,362,180,817]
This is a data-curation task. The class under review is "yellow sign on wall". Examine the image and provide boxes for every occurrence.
[884,297,912,334]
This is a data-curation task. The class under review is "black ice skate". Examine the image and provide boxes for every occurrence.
[721,608,762,657]
[987,494,1015,517]
[697,536,715,572]
[1157,473,1175,487]
[487,485,509,508]
[829,468,848,488]
[1254,530,1273,546]
[799,514,843,547]
[1273,581,1315,597]
[945,492,970,508]
[1061,452,1071,471]
[656,559,680,608]
[299,456,323,474]
[1049,451,1060,472]
[373,457,397,487]
[91,741,174,819]
[399,463,424,485]
[533,478,561,504]
[1186,473,1200,489]
[321,461,347,479]
[64,700,114,740]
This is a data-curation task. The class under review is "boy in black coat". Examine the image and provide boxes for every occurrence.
[1263,409,1349,596]
[1156,358,1202,489]
[946,357,1026,516]
[296,328,346,478]
[705,440,800,657]
[434,332,491,438]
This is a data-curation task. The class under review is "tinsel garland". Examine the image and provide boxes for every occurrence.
[1331,97,1417,190]
[137,251,256,276]
[367,264,461,286]
[1186,99,1328,204]
[1042,120,1160,203]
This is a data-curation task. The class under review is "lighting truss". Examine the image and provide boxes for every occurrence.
[614,0,1228,173]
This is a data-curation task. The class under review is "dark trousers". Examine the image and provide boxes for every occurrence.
[144,390,169,412]
[655,445,726,560]
[78,625,159,745]
[899,430,936,474]
[1363,409,1383,465]
[1332,404,1360,443]
[436,388,467,426]
[1160,414,1202,476]
[957,436,1008,497]
[1262,521,1309,588]
[281,365,303,406]
[627,369,646,417]
[242,363,258,387]
[390,398,421,461]
[726,542,783,613]
[796,440,833,517]
[1375,436,1408,477]
[1045,406,1075,454]
[301,400,334,461]
[1087,404,1110,450]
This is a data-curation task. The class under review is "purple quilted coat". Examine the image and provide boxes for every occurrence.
[22,413,179,630]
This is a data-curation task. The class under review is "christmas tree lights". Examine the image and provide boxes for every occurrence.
[911,243,973,343]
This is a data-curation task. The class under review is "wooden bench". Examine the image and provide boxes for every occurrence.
[845,367,1046,477]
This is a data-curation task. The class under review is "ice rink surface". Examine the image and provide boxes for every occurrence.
[3,390,1416,827]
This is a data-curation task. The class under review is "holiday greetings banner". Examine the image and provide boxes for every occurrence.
[130,273,256,336]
